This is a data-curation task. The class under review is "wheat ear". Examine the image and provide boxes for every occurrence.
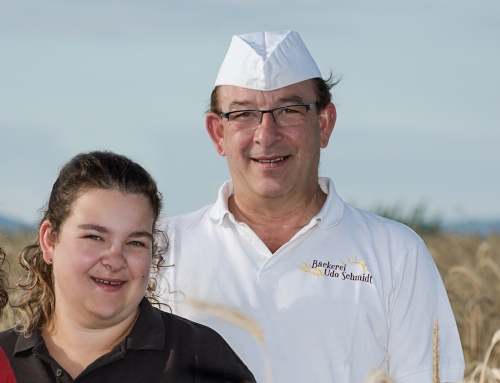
[434,319,440,383]
[479,328,500,383]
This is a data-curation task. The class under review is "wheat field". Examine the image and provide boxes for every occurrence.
[1,230,499,382]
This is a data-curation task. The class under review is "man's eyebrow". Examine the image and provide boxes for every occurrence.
[78,224,109,234]
[276,95,306,105]
[228,96,307,111]
[228,101,255,110]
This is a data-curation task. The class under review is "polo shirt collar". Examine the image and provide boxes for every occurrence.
[207,177,345,229]
[126,298,165,351]
[207,180,234,225]
[14,298,165,356]
[14,328,43,355]
[314,177,345,229]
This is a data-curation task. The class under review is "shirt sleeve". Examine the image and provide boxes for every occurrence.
[387,241,465,383]
[192,324,257,383]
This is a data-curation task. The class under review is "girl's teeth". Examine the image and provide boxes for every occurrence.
[94,278,122,285]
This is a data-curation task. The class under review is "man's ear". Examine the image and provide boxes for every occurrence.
[40,220,56,265]
[206,112,226,156]
[318,103,337,149]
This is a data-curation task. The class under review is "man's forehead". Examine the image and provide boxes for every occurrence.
[218,80,316,107]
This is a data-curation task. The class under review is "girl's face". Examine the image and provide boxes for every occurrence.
[40,189,155,328]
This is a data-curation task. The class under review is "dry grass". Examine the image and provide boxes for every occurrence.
[1,230,499,381]
[424,233,500,378]
[0,229,34,330]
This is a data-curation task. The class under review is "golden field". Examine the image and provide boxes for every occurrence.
[1,230,499,382]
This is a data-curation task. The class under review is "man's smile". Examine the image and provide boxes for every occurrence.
[254,156,286,163]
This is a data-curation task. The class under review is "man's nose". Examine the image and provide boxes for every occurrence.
[258,110,277,124]
[254,112,281,147]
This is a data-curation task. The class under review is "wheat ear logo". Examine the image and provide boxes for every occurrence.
[298,262,327,278]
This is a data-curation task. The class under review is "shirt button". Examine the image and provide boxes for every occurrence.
[245,235,252,242]
[56,369,63,377]
[260,255,266,261]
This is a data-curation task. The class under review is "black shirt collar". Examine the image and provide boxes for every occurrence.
[14,297,165,356]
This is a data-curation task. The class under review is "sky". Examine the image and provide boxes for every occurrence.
[0,0,499,225]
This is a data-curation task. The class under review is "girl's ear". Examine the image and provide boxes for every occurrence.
[40,220,56,265]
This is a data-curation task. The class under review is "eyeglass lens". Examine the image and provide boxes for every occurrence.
[228,105,310,129]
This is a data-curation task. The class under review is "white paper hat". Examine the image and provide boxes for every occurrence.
[215,30,322,91]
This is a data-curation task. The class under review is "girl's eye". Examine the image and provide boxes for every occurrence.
[129,241,145,247]
[86,235,101,241]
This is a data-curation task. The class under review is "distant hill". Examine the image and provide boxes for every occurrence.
[0,213,499,236]
[0,215,34,231]
[441,219,500,237]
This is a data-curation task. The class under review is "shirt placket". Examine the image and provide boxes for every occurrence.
[232,222,272,265]
[32,350,73,383]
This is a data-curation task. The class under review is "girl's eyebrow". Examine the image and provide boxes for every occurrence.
[129,231,154,241]
[78,224,108,233]
[78,224,153,241]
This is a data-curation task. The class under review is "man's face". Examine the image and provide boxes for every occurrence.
[206,80,336,202]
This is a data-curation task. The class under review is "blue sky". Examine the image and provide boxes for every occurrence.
[1,0,499,224]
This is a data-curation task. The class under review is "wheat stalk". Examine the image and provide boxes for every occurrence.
[479,329,500,383]
[186,297,273,383]
[186,298,264,342]
[364,369,396,383]
[434,319,440,383]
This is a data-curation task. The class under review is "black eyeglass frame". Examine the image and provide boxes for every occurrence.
[220,103,318,125]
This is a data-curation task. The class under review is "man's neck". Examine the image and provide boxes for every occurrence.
[228,184,327,253]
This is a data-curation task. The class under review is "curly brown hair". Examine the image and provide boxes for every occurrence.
[15,151,167,337]
[0,245,9,317]
[207,73,340,115]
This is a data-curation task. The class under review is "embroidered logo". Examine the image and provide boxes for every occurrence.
[298,263,327,278]
[299,256,373,284]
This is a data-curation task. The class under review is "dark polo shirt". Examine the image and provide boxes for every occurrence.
[0,298,256,383]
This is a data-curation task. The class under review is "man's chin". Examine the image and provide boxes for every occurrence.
[252,182,292,200]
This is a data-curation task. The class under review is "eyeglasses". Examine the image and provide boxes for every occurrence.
[220,103,318,130]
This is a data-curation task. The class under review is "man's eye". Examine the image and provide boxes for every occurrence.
[232,111,256,120]
[283,108,299,114]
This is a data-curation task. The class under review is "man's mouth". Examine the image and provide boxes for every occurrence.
[255,156,286,163]
[92,278,124,286]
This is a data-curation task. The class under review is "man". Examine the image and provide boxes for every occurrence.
[158,30,465,382]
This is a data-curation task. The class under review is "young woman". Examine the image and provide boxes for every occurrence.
[0,245,16,383]
[0,151,255,383]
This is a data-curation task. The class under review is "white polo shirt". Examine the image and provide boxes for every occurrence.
[157,178,465,383]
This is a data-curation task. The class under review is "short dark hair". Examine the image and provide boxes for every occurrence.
[16,151,166,336]
[207,73,340,115]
